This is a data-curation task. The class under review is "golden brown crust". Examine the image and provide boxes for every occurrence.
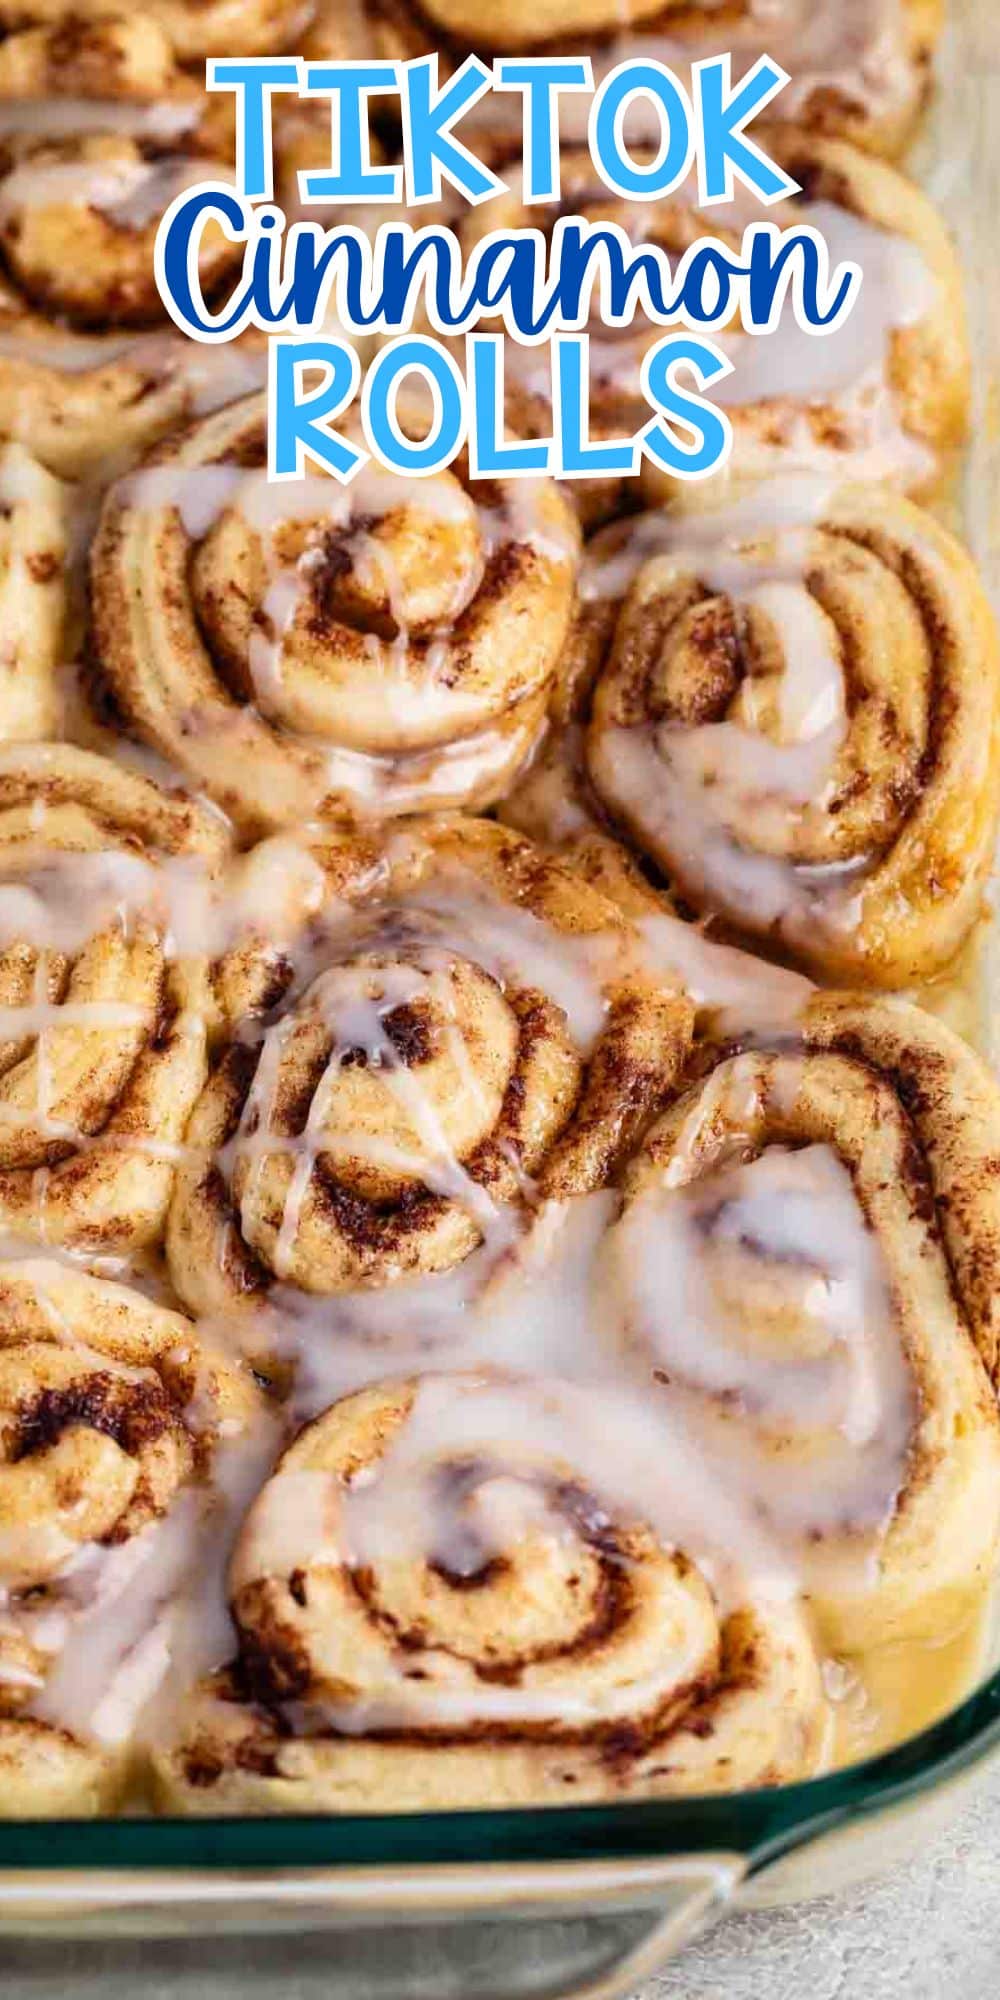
[166,816,694,1313]
[0,2,316,60]
[641,128,968,511]
[0,443,71,741]
[0,743,231,1252]
[414,0,678,50]
[152,1370,829,1813]
[802,993,1000,1391]
[584,485,1000,986]
[367,0,941,159]
[0,1258,268,1817]
[90,397,581,834]
[0,15,250,479]
[609,992,1000,1651]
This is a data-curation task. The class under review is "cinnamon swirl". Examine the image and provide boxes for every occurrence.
[90,398,581,834]
[582,482,1000,987]
[165,816,694,1316]
[642,128,967,510]
[0,1257,271,1816]
[605,993,1000,1658]
[0,742,231,1253]
[152,1370,830,1814]
[419,131,964,522]
[0,14,262,481]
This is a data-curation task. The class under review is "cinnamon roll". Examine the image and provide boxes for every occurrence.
[424,131,965,521]
[372,0,941,161]
[643,128,967,510]
[153,1369,830,1814]
[90,397,581,835]
[0,742,231,1253]
[0,1257,270,1816]
[165,816,694,1317]
[605,992,1000,1659]
[582,482,1000,987]
[0,441,70,741]
[408,0,684,45]
[295,0,384,59]
[0,1,316,59]
[0,14,262,481]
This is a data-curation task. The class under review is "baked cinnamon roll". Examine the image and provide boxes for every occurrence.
[410,0,684,43]
[643,128,967,510]
[0,14,261,480]
[0,742,231,1253]
[165,816,693,1316]
[153,1369,830,1813]
[0,1258,270,1816]
[0,441,70,741]
[0,1,316,59]
[90,397,581,835]
[606,993,1000,1665]
[423,131,965,522]
[371,0,941,161]
[581,483,1000,987]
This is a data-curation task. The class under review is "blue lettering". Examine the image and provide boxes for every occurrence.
[270,340,363,480]
[363,338,466,473]
[208,59,299,200]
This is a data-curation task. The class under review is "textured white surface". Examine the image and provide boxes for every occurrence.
[644,1764,1000,1998]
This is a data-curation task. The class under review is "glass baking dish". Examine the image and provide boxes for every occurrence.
[0,1,996,1991]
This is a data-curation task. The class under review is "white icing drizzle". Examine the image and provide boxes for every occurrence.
[612,1132,914,1537]
[0,837,219,1212]
[0,154,221,231]
[0,32,970,1765]
[12,1404,283,1749]
[0,100,201,143]
[212,862,625,1299]
[226,955,508,1268]
[585,480,883,946]
[470,124,935,494]
[472,0,924,146]
[115,457,574,813]
[231,1369,794,1734]
[635,910,813,1033]
[712,200,936,490]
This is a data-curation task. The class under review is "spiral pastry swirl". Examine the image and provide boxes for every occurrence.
[433,132,963,525]
[583,483,1000,986]
[0,742,231,1253]
[166,818,693,1315]
[153,1369,830,1814]
[0,14,255,480]
[605,992,1000,1657]
[91,396,581,834]
[643,129,966,510]
[0,1258,268,1816]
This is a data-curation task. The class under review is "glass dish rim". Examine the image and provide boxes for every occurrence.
[3,1657,999,1877]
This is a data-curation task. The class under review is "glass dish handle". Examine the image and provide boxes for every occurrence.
[0,1854,746,1994]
